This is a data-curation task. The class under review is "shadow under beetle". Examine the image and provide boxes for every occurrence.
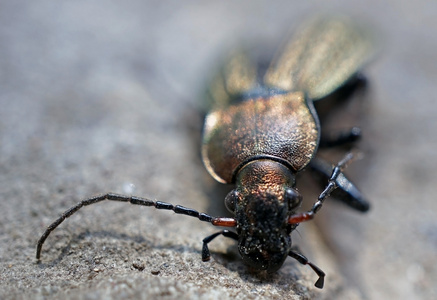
[36,16,373,289]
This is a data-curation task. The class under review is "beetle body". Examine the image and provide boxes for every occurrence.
[37,15,373,289]
[200,16,372,275]
[202,90,320,272]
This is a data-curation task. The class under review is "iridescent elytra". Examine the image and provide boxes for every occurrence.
[36,15,373,289]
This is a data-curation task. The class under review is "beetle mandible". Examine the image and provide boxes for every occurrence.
[36,16,372,289]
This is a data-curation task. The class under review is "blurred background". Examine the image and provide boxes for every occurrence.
[1,1,436,299]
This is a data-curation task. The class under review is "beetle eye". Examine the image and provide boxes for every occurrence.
[285,188,302,210]
[225,189,239,212]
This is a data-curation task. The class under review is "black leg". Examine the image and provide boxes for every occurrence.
[315,72,368,117]
[335,72,368,101]
[317,73,367,148]
[289,153,357,224]
[319,126,361,148]
[311,153,355,215]
[202,230,238,261]
[310,157,370,212]
[289,250,325,289]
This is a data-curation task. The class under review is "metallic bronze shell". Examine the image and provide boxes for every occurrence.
[202,91,319,183]
[202,16,372,184]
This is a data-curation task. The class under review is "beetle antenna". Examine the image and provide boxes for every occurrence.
[288,152,355,224]
[36,193,236,260]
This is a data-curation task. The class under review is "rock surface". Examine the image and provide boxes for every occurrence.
[1,1,436,299]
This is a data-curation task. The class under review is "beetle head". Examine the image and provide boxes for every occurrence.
[228,159,302,272]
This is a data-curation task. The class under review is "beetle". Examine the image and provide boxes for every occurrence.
[36,16,372,289]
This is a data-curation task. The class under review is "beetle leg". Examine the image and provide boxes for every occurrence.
[335,72,368,102]
[288,250,325,289]
[289,153,357,224]
[317,73,367,147]
[202,230,239,261]
[310,157,370,212]
[319,126,361,148]
[311,152,354,213]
